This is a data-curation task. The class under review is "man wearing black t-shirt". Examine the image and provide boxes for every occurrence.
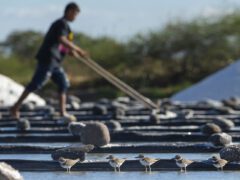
[10,2,88,121]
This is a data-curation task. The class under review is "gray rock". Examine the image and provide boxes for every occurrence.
[212,117,235,131]
[149,113,160,124]
[44,106,55,116]
[92,105,108,115]
[68,95,81,104]
[51,144,94,161]
[81,122,110,147]
[213,106,235,114]
[97,98,111,105]
[104,120,122,131]
[68,122,85,136]
[220,144,240,162]
[21,102,35,111]
[67,95,81,110]
[209,133,232,146]
[197,99,223,108]
[0,162,23,180]
[17,119,31,131]
[116,97,131,104]
[201,123,222,135]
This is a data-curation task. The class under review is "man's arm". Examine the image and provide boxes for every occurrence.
[59,36,89,58]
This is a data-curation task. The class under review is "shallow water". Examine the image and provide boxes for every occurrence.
[22,171,240,180]
[0,153,214,161]
[0,148,238,179]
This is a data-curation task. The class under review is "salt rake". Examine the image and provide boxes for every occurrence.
[76,56,158,110]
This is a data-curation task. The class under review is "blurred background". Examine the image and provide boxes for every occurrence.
[1,0,240,100]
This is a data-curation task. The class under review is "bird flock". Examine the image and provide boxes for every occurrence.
[58,154,228,173]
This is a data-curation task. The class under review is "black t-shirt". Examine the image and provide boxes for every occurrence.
[36,17,72,64]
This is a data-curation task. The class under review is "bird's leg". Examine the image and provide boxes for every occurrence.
[180,168,183,172]
[149,166,151,172]
[119,166,121,172]
[69,168,71,173]
[145,166,147,172]
[114,167,116,172]
[184,166,187,173]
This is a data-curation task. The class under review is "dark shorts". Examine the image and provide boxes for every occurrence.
[26,61,70,93]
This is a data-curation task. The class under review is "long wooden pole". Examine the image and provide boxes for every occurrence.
[76,57,158,109]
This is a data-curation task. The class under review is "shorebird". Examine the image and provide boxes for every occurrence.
[135,154,160,172]
[211,156,228,171]
[58,157,80,173]
[106,155,126,172]
[172,155,193,172]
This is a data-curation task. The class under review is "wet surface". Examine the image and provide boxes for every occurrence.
[22,171,240,180]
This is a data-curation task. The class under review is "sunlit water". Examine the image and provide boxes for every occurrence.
[0,153,215,161]
[0,146,238,179]
[22,171,240,180]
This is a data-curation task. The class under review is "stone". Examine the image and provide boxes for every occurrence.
[212,117,235,131]
[209,133,232,146]
[104,120,122,131]
[0,162,23,180]
[213,106,235,114]
[20,101,35,111]
[92,105,108,115]
[112,103,128,119]
[201,123,222,135]
[149,113,160,124]
[116,97,130,104]
[67,95,81,110]
[97,98,111,105]
[150,109,177,124]
[197,99,223,108]
[68,95,81,104]
[51,144,94,161]
[17,119,31,131]
[44,105,55,116]
[68,122,86,136]
[81,122,110,147]
[220,144,240,162]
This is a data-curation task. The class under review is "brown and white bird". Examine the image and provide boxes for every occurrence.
[106,155,126,172]
[135,154,160,172]
[211,156,228,171]
[172,155,193,172]
[58,157,80,172]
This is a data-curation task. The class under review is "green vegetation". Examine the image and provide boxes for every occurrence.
[1,12,240,99]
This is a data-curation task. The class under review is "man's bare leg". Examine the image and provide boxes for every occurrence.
[10,89,31,119]
[59,92,76,122]
[59,92,67,116]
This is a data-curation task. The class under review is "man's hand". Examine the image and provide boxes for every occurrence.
[75,48,90,59]
[69,49,90,59]
[59,36,90,59]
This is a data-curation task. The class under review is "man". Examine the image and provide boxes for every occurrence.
[10,2,88,121]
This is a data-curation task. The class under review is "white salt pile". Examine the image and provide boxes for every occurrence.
[0,74,45,106]
[172,60,240,102]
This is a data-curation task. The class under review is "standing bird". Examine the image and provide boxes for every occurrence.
[106,155,126,172]
[211,156,228,171]
[135,154,160,172]
[172,155,193,172]
[58,157,80,172]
